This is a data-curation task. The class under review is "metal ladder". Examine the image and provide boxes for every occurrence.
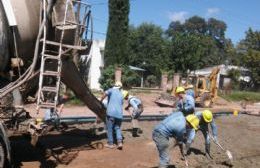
[36,0,92,114]
[36,0,72,114]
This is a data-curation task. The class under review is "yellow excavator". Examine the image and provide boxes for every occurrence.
[155,67,220,108]
[185,67,220,107]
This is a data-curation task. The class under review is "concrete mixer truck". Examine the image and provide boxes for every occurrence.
[0,0,106,166]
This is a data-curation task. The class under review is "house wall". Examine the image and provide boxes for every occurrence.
[87,40,105,90]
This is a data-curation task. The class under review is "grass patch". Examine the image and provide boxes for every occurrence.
[220,91,260,102]
[66,96,84,106]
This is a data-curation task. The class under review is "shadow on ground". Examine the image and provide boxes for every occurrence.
[10,127,107,168]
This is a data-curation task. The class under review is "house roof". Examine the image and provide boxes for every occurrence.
[191,64,249,76]
[129,65,146,72]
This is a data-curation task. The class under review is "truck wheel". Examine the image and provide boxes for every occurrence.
[200,93,212,108]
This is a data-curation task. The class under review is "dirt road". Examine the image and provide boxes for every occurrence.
[11,114,260,168]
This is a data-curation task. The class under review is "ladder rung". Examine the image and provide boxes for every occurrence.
[42,86,58,92]
[39,102,56,108]
[43,54,59,60]
[64,20,87,28]
[56,25,77,30]
[45,50,59,54]
[40,39,88,50]
[42,71,60,76]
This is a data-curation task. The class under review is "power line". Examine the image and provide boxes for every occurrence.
[91,2,107,6]
[93,30,107,36]
[91,0,136,6]
[93,16,108,23]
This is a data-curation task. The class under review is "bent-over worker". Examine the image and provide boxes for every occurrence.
[186,109,218,159]
[152,112,199,168]
[123,91,143,137]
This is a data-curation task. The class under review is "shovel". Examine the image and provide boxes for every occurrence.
[177,142,189,167]
[209,133,233,161]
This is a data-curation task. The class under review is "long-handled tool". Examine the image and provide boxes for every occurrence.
[178,143,189,167]
[208,133,233,161]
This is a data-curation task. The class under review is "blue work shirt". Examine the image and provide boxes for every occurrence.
[187,111,218,144]
[176,95,195,116]
[186,89,195,98]
[129,97,142,110]
[105,87,124,119]
[154,112,186,141]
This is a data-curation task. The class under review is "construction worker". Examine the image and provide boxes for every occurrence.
[152,112,199,168]
[175,86,195,116]
[185,109,218,159]
[185,84,195,98]
[100,81,124,150]
[123,91,143,137]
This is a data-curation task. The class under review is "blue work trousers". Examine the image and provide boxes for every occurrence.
[152,130,170,168]
[106,116,123,145]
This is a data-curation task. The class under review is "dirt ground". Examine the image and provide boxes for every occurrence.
[9,92,260,168]
[11,114,260,168]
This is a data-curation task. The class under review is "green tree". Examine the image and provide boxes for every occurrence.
[166,16,233,72]
[240,28,260,51]
[207,18,227,42]
[184,16,207,34]
[127,23,169,82]
[244,50,260,89]
[104,0,129,66]
[166,21,185,37]
[237,28,260,89]
[169,33,204,73]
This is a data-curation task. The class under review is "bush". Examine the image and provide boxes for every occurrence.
[99,65,140,90]
[98,65,115,90]
[227,69,241,90]
[121,66,141,88]
[145,75,157,87]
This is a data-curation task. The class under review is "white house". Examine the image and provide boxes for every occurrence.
[87,40,105,90]
[85,40,146,90]
[191,64,250,89]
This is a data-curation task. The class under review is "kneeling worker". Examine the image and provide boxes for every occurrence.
[186,109,218,159]
[152,112,199,168]
[123,90,144,137]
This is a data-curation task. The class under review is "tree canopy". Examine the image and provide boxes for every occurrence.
[237,28,260,89]
[165,16,231,74]
[102,1,259,90]
[104,0,130,66]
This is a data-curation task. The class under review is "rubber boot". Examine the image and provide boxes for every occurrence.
[137,128,143,134]
[132,128,139,137]
[205,144,212,159]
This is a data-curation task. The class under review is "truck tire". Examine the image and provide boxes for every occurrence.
[199,92,212,108]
